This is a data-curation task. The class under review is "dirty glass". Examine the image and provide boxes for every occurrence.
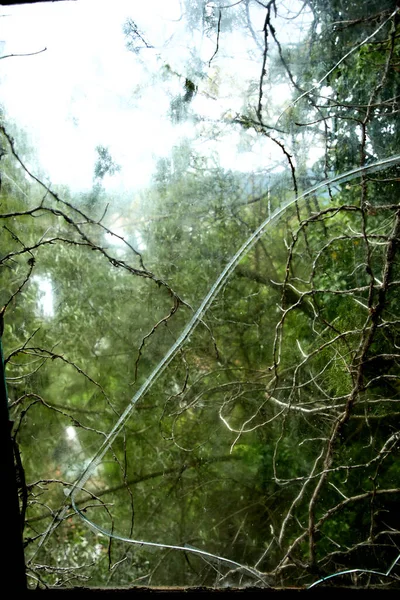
[1,0,400,590]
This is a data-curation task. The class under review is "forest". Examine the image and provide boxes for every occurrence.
[1,0,400,590]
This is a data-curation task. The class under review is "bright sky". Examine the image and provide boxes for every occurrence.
[1,0,182,190]
[0,0,313,193]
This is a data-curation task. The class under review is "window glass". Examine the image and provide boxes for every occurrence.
[1,0,400,590]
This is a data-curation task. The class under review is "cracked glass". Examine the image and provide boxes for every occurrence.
[1,0,400,590]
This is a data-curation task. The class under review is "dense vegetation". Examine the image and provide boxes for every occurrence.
[1,0,400,590]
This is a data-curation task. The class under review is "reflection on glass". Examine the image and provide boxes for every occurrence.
[1,0,400,591]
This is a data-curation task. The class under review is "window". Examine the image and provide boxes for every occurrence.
[1,0,400,591]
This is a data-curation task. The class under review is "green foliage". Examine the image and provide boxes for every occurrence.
[1,0,400,591]
[94,145,121,181]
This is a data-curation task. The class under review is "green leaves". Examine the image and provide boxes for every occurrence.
[94,146,121,182]
[1,0,400,589]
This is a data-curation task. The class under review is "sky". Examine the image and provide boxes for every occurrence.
[0,0,314,194]
[1,0,184,190]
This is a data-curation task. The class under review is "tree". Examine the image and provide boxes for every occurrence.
[1,0,400,590]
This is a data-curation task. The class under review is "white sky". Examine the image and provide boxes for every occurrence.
[0,0,314,193]
[1,0,183,190]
